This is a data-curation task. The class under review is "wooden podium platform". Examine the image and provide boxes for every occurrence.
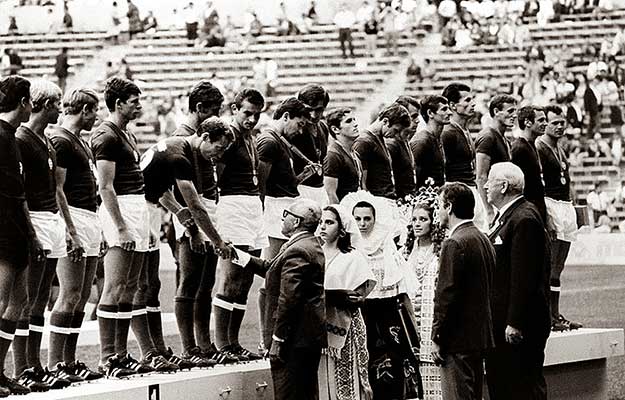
[6,328,623,400]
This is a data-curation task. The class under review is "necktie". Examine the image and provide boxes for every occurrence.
[489,211,500,229]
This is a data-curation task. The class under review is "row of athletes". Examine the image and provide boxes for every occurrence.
[0,72,579,396]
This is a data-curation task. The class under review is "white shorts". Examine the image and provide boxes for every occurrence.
[148,202,162,250]
[30,211,67,259]
[470,185,488,232]
[297,185,328,208]
[545,197,578,242]
[172,198,218,242]
[99,194,150,252]
[68,206,101,257]
[216,195,269,250]
[263,196,297,240]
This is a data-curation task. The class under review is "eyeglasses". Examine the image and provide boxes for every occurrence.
[283,209,304,220]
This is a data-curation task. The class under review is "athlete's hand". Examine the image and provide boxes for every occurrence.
[176,208,195,228]
[268,340,285,364]
[67,232,85,263]
[431,341,445,367]
[31,237,47,263]
[99,239,109,257]
[189,231,207,254]
[297,164,317,183]
[505,325,523,345]
[215,241,235,259]
[118,228,136,252]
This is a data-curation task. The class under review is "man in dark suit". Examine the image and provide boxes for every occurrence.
[238,198,326,400]
[432,182,496,400]
[484,162,551,400]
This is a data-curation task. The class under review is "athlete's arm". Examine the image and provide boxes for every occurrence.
[324,176,340,205]
[55,166,84,261]
[96,160,135,251]
[475,152,494,221]
[257,160,272,204]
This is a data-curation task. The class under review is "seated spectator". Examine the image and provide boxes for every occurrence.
[127,0,144,39]
[513,17,530,49]
[484,17,500,45]
[454,23,473,48]
[523,0,540,17]
[202,1,220,36]
[62,5,73,32]
[305,0,318,28]
[406,57,422,83]
[143,10,158,34]
[438,0,457,27]
[8,16,18,35]
[5,49,23,75]
[247,12,263,37]
[277,1,300,36]
[611,28,625,56]
[537,0,555,26]
[587,181,612,226]
[204,25,226,47]
[421,58,435,80]
[498,17,515,45]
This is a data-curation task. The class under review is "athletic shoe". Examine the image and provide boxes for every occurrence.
[40,367,71,389]
[51,362,84,383]
[180,347,217,368]
[142,351,179,373]
[0,373,29,395]
[119,353,154,375]
[15,368,49,392]
[204,344,238,365]
[163,347,196,370]
[552,314,582,331]
[231,345,263,361]
[97,354,135,379]
[559,314,583,330]
[72,360,104,381]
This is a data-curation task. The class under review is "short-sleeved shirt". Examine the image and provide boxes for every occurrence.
[218,123,259,197]
[536,138,571,201]
[50,126,98,212]
[289,120,328,188]
[141,137,196,204]
[0,119,25,202]
[511,137,546,220]
[410,129,445,189]
[441,122,476,186]
[16,126,58,213]
[324,140,361,201]
[353,131,396,199]
[475,126,511,165]
[385,137,416,199]
[90,121,144,195]
[257,129,299,198]
[172,124,218,201]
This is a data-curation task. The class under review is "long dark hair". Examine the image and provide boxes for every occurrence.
[324,206,353,253]
[404,203,445,258]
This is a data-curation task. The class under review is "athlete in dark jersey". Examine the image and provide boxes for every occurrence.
[536,105,582,332]
[387,96,419,200]
[90,78,154,378]
[476,94,517,223]
[324,107,361,203]
[0,75,39,396]
[47,89,103,383]
[213,88,267,361]
[13,80,70,390]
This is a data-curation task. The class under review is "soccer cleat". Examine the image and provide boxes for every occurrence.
[213,345,247,364]
[163,347,196,370]
[15,368,49,392]
[40,367,71,389]
[231,345,263,361]
[0,373,29,395]
[51,362,84,383]
[98,354,135,379]
[119,353,154,375]
[72,360,104,381]
[180,347,217,368]
[559,314,583,330]
[142,352,179,373]
[552,314,583,331]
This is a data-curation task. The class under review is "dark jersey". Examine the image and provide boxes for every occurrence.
[218,124,259,197]
[324,140,361,201]
[511,137,546,221]
[16,126,58,213]
[386,137,416,199]
[289,120,328,188]
[90,121,144,195]
[353,131,396,199]
[475,126,511,165]
[410,129,445,189]
[441,122,476,186]
[49,126,98,212]
[257,129,299,198]
[172,124,218,200]
[0,120,25,202]
[140,137,196,204]
[536,138,571,201]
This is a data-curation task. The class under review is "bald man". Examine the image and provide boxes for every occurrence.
[235,198,326,400]
[485,162,550,400]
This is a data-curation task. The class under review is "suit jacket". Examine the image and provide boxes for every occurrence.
[432,222,496,354]
[488,198,551,346]
[248,231,327,350]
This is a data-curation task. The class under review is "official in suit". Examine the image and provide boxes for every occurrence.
[484,162,551,400]
[432,182,496,400]
[243,198,326,400]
